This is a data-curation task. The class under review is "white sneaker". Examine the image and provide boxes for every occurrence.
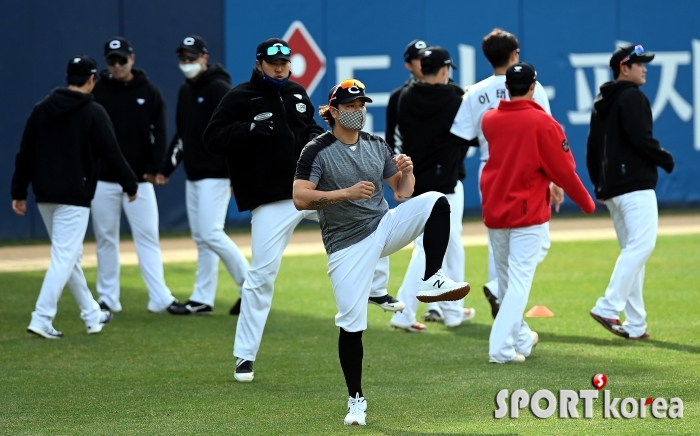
[445,308,476,328]
[234,358,254,382]
[489,353,526,364]
[27,325,63,339]
[87,310,113,335]
[344,394,367,426]
[531,331,539,348]
[390,319,427,332]
[416,269,471,303]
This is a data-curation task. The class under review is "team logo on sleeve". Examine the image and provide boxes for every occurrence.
[254,112,273,121]
[562,139,570,152]
[296,103,307,113]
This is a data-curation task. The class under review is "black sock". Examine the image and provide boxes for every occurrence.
[338,328,363,398]
[423,196,450,280]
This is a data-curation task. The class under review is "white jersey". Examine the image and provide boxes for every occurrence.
[450,75,551,161]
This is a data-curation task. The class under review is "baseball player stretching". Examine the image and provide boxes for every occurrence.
[91,37,181,313]
[587,45,675,339]
[481,63,595,363]
[294,79,471,425]
[12,55,137,338]
[390,46,475,332]
[450,28,562,318]
[158,35,250,316]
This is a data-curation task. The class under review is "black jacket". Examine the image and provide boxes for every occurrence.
[204,69,324,212]
[586,80,674,200]
[397,81,471,196]
[11,88,138,207]
[385,78,413,154]
[93,68,166,181]
[160,63,232,180]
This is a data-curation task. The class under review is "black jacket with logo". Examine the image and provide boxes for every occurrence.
[11,88,138,207]
[397,81,471,196]
[93,68,166,182]
[586,80,674,200]
[204,69,324,212]
[160,63,232,180]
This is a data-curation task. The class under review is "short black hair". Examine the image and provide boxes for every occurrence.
[611,66,621,80]
[507,83,532,97]
[482,28,519,68]
[421,64,443,77]
[66,74,91,87]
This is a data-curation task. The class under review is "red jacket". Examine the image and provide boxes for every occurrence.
[481,99,595,229]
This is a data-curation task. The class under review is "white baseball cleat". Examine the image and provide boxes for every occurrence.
[489,353,526,364]
[344,394,367,426]
[445,308,476,328]
[389,319,427,332]
[235,358,254,382]
[416,269,471,303]
[27,325,63,339]
[87,310,113,335]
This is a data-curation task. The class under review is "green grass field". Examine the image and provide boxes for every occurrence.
[1,235,698,435]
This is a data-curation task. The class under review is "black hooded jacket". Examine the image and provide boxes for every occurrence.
[93,68,167,182]
[204,69,324,212]
[11,88,138,207]
[586,80,674,200]
[397,81,471,196]
[160,63,232,180]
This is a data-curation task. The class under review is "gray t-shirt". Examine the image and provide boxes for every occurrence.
[295,131,398,254]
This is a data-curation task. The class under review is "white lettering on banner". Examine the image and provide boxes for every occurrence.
[458,44,476,89]
[335,55,391,135]
[568,41,698,152]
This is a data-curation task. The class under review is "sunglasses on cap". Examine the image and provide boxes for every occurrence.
[267,46,291,56]
[619,45,646,66]
[328,79,366,107]
[106,55,128,66]
[178,52,201,62]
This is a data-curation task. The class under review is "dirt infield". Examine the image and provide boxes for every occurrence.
[1,214,697,272]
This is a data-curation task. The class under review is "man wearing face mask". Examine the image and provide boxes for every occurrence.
[204,38,324,382]
[390,46,476,332]
[157,35,250,317]
[91,37,183,314]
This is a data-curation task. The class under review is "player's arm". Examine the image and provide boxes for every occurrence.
[146,86,168,181]
[293,179,374,210]
[204,90,257,155]
[11,105,39,205]
[621,90,675,173]
[539,123,595,214]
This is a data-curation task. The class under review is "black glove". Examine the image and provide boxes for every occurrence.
[250,119,273,136]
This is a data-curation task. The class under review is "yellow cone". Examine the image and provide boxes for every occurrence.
[525,305,554,318]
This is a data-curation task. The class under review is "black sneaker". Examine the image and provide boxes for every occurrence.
[484,285,500,319]
[590,312,629,338]
[98,300,112,312]
[422,309,444,323]
[368,294,405,313]
[229,298,242,315]
[167,300,213,315]
[235,358,254,382]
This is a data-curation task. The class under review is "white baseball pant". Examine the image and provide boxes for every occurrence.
[479,161,550,298]
[233,200,317,361]
[29,203,102,330]
[329,192,445,332]
[186,179,250,307]
[591,190,658,337]
[91,181,175,312]
[391,181,465,326]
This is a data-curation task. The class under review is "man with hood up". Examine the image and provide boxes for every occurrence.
[11,55,138,339]
[587,44,674,340]
[158,35,250,317]
[204,37,324,382]
[390,46,477,332]
[92,36,182,315]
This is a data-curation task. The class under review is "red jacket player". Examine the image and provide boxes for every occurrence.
[481,62,595,364]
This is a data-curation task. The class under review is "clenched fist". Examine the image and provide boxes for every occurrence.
[393,154,413,173]
[345,181,375,200]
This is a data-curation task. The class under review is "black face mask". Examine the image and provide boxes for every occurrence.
[259,69,289,91]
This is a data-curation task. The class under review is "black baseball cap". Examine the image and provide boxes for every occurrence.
[104,37,134,58]
[404,39,428,62]
[67,55,98,79]
[328,79,373,107]
[420,46,457,70]
[176,35,209,54]
[256,38,291,63]
[506,62,537,85]
[609,44,655,68]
